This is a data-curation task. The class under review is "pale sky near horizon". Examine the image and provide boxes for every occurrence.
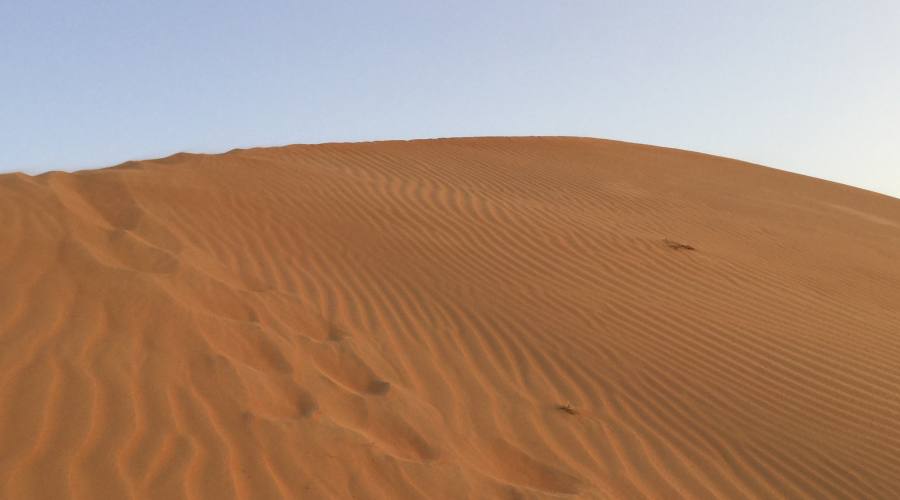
[2,1,898,198]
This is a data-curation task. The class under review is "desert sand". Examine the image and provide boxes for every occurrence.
[1,137,899,499]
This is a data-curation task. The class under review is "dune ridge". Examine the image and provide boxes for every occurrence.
[1,136,899,499]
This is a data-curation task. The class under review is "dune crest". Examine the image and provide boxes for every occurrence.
[1,137,899,498]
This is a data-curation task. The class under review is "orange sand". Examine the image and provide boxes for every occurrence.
[1,137,899,499]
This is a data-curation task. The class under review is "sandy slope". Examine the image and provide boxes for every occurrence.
[1,137,899,499]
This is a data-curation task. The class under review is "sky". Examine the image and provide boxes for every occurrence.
[1,1,898,198]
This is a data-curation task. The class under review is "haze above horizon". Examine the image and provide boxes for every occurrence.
[2,1,898,198]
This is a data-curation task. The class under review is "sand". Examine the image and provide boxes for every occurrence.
[1,136,899,499]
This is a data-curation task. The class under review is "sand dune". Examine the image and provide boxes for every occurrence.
[1,137,899,499]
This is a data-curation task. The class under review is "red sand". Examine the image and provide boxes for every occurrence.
[1,137,899,498]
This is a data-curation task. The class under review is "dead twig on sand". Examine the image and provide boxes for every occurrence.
[664,238,695,251]
[557,403,578,415]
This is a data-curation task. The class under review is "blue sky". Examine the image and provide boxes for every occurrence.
[2,1,898,197]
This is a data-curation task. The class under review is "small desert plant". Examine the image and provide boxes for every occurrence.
[664,238,695,251]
